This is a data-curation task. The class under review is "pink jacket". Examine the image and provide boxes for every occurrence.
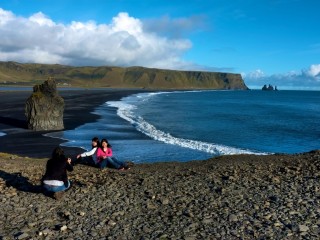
[96,147,113,163]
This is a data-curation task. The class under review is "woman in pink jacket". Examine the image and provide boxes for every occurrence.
[96,139,128,170]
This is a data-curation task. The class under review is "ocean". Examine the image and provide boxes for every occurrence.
[46,90,320,163]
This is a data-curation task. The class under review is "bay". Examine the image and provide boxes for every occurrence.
[48,90,320,163]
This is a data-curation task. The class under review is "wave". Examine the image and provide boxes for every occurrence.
[107,92,268,156]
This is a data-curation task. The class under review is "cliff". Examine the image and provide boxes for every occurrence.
[0,61,248,90]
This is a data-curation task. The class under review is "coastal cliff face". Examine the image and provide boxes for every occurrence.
[0,61,248,90]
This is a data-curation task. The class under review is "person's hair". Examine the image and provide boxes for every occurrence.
[100,138,112,149]
[91,137,100,149]
[52,146,65,160]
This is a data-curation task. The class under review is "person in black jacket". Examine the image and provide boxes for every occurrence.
[42,147,73,199]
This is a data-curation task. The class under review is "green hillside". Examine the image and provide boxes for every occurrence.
[0,61,248,90]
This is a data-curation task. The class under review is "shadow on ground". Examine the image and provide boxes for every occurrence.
[0,170,42,193]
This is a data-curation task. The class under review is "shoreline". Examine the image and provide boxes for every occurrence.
[0,89,150,158]
[1,88,318,161]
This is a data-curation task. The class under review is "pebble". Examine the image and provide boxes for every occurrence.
[298,225,309,232]
[60,225,68,231]
[78,211,85,216]
[42,228,53,236]
[228,214,238,222]
[16,233,29,240]
[27,222,37,227]
[161,198,169,205]
[107,220,117,227]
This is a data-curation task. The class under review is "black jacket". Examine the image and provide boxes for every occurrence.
[42,156,73,186]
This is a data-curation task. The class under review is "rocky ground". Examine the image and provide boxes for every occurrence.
[0,151,320,239]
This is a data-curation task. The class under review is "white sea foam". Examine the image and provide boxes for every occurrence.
[0,132,6,137]
[107,92,267,156]
[43,131,69,141]
[43,131,89,151]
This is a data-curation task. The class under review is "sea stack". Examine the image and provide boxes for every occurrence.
[25,77,65,131]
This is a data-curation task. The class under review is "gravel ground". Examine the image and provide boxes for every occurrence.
[0,150,320,239]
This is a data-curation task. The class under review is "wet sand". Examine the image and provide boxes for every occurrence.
[0,89,149,158]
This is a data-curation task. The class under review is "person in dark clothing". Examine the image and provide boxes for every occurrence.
[42,147,73,198]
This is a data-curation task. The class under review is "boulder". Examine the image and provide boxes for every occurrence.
[25,78,64,131]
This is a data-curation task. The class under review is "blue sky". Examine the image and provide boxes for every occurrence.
[0,0,319,89]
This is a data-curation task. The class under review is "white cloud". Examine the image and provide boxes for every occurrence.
[29,12,55,26]
[244,64,320,90]
[0,8,193,68]
[0,8,14,25]
[304,64,320,78]
[242,69,265,79]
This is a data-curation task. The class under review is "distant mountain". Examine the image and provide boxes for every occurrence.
[0,61,249,90]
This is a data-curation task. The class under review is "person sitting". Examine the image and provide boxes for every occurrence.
[42,146,73,200]
[76,137,100,166]
[96,139,129,170]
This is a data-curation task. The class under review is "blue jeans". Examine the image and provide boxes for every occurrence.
[99,157,127,169]
[43,180,71,192]
[107,157,127,169]
[99,158,108,169]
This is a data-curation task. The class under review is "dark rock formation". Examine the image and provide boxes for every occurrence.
[25,78,64,131]
[262,84,278,91]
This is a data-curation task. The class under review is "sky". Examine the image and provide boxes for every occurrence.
[0,0,319,90]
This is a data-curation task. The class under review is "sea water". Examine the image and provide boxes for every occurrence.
[47,90,320,163]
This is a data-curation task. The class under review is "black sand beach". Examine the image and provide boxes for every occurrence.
[0,89,148,158]
[0,89,320,239]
